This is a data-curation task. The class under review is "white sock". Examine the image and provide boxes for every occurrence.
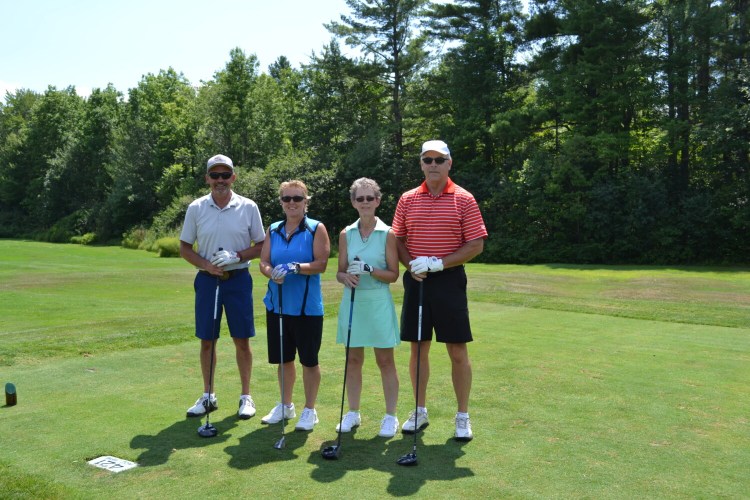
[418,406,427,414]
[457,411,469,419]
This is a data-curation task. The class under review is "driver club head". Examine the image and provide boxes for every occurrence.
[321,445,341,460]
[396,452,418,466]
[273,437,286,449]
[197,423,218,438]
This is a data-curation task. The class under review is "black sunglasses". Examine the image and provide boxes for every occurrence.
[281,195,305,203]
[355,196,377,203]
[208,171,233,180]
[421,156,448,165]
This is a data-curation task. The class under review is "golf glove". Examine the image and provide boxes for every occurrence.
[211,250,240,267]
[271,262,300,280]
[410,256,444,274]
[347,260,373,275]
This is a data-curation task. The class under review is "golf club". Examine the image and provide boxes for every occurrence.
[273,284,286,449]
[397,279,424,466]
[322,286,356,460]
[198,274,221,438]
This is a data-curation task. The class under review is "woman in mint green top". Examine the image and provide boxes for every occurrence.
[335,178,401,438]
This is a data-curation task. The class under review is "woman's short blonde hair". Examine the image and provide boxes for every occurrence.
[279,180,310,199]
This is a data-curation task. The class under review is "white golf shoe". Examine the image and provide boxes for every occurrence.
[335,411,361,433]
[238,395,256,420]
[454,413,473,441]
[401,408,429,434]
[295,407,319,431]
[378,414,399,438]
[261,402,296,424]
[186,395,217,417]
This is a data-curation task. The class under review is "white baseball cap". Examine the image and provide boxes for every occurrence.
[206,154,234,172]
[421,140,450,156]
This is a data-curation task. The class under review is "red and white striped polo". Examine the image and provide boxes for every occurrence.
[392,178,487,259]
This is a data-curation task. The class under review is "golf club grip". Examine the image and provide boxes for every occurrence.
[278,284,283,346]
[213,248,223,320]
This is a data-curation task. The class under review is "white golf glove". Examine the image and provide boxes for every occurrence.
[409,256,444,274]
[347,259,373,275]
[211,250,240,267]
[271,262,299,280]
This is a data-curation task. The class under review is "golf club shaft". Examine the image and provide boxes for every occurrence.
[336,287,356,448]
[412,280,424,453]
[205,277,220,429]
[277,284,285,446]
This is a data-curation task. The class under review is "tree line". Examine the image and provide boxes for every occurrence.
[1,0,748,264]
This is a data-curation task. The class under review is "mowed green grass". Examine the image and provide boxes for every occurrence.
[1,240,748,498]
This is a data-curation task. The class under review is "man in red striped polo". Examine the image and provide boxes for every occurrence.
[392,140,488,442]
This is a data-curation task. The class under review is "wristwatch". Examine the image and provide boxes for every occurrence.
[294,262,301,274]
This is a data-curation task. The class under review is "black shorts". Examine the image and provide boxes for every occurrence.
[266,310,323,367]
[400,266,473,343]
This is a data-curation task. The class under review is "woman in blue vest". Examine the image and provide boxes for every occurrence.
[335,177,401,438]
[259,180,331,432]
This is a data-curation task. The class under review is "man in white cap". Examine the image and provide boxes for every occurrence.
[392,140,488,441]
[179,154,266,421]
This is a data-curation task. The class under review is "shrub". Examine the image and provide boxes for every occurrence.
[122,226,148,249]
[70,233,97,245]
[155,237,181,258]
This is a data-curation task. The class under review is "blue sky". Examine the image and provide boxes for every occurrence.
[1,0,352,98]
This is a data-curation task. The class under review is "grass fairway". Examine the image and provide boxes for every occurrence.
[1,240,749,498]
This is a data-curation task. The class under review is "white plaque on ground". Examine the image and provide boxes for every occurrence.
[88,456,138,472]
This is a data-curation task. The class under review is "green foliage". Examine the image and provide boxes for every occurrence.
[151,195,194,236]
[36,209,92,243]
[2,2,749,264]
[121,226,148,249]
[326,0,430,160]
[208,48,260,164]
[97,69,198,240]
[233,147,347,232]
[70,232,97,245]
[155,237,180,257]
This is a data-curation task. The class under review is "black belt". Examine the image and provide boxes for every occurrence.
[199,268,248,281]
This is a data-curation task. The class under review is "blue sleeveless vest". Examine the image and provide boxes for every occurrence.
[262,216,324,316]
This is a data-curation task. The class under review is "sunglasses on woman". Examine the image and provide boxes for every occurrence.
[421,156,448,165]
[281,195,305,203]
[355,196,376,202]
[208,171,233,180]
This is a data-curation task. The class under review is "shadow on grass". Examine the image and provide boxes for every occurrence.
[306,433,474,496]
[130,415,240,466]
[224,423,310,468]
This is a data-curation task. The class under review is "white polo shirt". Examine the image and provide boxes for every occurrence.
[180,191,265,271]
